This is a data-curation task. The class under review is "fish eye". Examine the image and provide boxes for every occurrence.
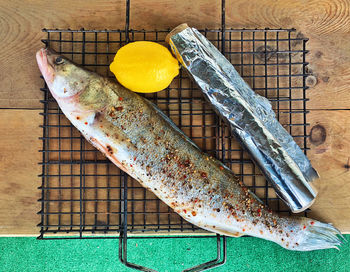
[55,56,64,65]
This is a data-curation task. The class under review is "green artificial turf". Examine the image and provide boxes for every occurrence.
[0,236,349,272]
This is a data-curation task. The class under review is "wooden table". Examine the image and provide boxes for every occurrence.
[1,0,349,235]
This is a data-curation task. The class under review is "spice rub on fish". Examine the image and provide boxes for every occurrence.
[36,47,344,251]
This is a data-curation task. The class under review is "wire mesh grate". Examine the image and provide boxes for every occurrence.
[38,28,310,239]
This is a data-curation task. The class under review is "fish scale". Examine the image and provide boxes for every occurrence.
[36,47,344,251]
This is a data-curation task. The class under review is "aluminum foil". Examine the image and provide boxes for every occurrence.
[167,25,319,213]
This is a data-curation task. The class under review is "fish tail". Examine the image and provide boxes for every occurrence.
[293,220,344,251]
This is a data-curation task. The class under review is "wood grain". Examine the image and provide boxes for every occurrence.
[307,110,350,233]
[1,108,349,235]
[1,0,350,109]
[0,110,41,235]
[0,0,219,109]
[224,0,350,110]
[0,0,350,235]
[0,0,126,109]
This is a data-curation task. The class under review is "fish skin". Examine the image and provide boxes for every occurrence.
[36,48,343,251]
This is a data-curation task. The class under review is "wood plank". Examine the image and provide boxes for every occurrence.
[0,0,217,109]
[224,0,350,110]
[0,110,41,235]
[0,0,125,109]
[307,110,350,233]
[1,0,350,109]
[1,108,349,235]
[1,0,350,235]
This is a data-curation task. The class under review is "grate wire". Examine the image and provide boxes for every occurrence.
[38,27,310,237]
[38,1,310,271]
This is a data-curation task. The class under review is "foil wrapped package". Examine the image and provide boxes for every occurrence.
[166,24,319,213]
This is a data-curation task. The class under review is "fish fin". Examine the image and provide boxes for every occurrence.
[89,137,129,173]
[211,227,244,237]
[248,190,265,205]
[294,221,344,251]
[145,99,202,151]
[197,223,244,237]
[227,231,244,237]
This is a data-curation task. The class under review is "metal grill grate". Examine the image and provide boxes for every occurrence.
[39,27,310,238]
[38,1,310,271]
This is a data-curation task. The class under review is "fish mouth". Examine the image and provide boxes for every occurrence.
[36,47,59,83]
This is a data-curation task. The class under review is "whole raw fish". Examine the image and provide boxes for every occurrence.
[36,48,343,251]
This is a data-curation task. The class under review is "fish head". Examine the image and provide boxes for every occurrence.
[36,47,111,127]
[36,47,91,100]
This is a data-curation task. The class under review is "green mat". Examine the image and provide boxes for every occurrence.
[0,236,349,272]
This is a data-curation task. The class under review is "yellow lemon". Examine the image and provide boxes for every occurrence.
[110,41,179,93]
